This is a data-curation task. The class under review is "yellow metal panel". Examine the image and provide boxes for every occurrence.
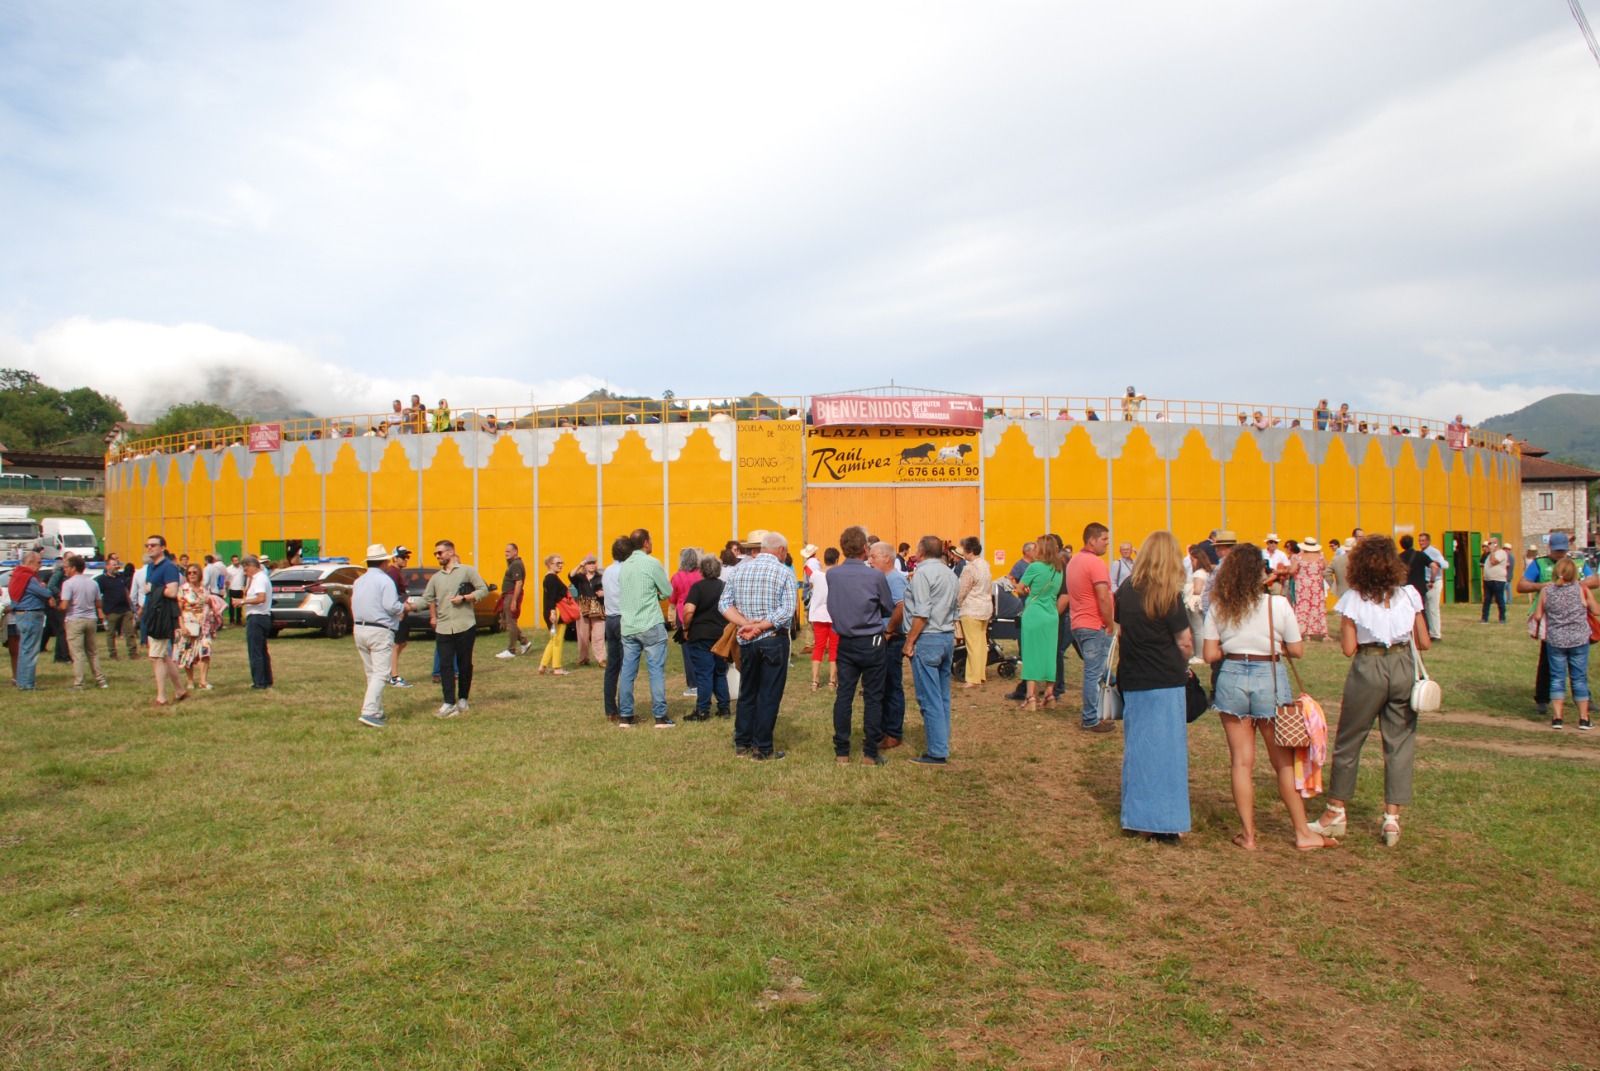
[324,444,368,560]
[1274,435,1318,547]
[669,427,734,557]
[185,459,214,559]
[1170,429,1223,547]
[1318,435,1359,544]
[1355,436,1393,535]
[1049,426,1107,551]
[1223,433,1272,546]
[1392,443,1422,535]
[1420,443,1450,537]
[896,488,978,548]
[281,446,323,558]
[983,423,1045,564]
[807,487,897,551]
[1110,427,1166,549]
[540,433,599,576]
[212,452,246,555]
[602,431,663,558]
[369,440,418,555]
[420,436,474,563]
[161,457,186,547]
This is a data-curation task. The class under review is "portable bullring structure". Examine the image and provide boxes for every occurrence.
[104,391,1520,624]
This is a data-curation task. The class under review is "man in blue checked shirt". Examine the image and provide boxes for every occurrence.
[718,531,796,761]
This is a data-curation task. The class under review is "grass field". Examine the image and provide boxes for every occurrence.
[2,603,1597,1069]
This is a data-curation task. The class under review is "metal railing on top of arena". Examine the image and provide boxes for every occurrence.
[104,393,1513,460]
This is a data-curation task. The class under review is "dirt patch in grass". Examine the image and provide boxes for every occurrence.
[930,691,1600,1069]
[1422,733,1600,764]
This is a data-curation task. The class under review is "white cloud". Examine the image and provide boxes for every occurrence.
[0,318,607,423]
[1362,378,1566,425]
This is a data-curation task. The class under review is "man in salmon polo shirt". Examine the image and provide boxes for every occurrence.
[1066,522,1116,733]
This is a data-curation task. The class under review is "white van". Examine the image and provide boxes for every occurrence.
[41,517,97,559]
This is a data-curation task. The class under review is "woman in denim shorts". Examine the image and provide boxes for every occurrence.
[1203,544,1337,851]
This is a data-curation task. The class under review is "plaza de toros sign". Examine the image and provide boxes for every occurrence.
[805,426,980,485]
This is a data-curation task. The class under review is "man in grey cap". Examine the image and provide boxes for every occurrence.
[351,543,406,728]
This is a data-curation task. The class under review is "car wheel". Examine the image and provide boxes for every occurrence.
[324,605,352,639]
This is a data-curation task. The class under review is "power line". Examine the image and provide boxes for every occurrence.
[1570,0,1600,71]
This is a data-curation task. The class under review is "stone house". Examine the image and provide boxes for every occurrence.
[1519,445,1599,550]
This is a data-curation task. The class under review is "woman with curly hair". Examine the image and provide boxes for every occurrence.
[1309,535,1430,847]
[1204,543,1337,851]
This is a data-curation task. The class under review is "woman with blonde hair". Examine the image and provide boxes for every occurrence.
[1204,544,1337,851]
[956,536,993,687]
[537,553,569,676]
[1310,536,1431,845]
[1530,556,1596,729]
[1115,532,1194,842]
[174,561,218,691]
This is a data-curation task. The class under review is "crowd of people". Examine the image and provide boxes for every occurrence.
[10,514,1595,848]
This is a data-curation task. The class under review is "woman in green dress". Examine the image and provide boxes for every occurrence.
[1015,533,1064,711]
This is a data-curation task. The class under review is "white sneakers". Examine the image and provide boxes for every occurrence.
[456,698,470,714]
[495,650,517,660]
[435,702,460,718]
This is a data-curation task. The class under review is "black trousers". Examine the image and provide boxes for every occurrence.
[734,632,789,754]
[1535,641,1552,706]
[228,588,244,626]
[834,634,885,757]
[49,606,72,662]
[245,615,274,687]
[436,629,477,704]
[603,615,623,715]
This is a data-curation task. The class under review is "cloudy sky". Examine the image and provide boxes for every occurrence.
[1,2,1597,422]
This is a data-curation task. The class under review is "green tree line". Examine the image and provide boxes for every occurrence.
[0,368,244,453]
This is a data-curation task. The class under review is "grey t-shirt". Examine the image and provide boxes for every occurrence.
[61,574,101,620]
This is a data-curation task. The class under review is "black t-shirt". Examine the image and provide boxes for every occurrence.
[542,573,568,621]
[1113,583,1191,692]
[1401,550,1429,602]
[684,577,727,644]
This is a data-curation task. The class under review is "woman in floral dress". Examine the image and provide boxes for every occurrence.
[174,563,216,689]
[1292,538,1329,639]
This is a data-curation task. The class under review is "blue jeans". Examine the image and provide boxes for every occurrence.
[910,631,955,759]
[684,638,730,714]
[734,632,789,753]
[1074,627,1113,727]
[1481,580,1507,623]
[619,622,668,720]
[15,611,46,690]
[1547,643,1591,702]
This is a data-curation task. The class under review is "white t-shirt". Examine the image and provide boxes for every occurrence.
[808,570,832,624]
[1335,587,1422,646]
[1482,549,1508,583]
[1264,549,1289,572]
[1203,594,1301,656]
[245,571,273,617]
[804,555,821,579]
[225,563,246,590]
[130,564,151,612]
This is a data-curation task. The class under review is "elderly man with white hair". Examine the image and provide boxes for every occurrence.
[718,530,797,761]
[351,544,407,728]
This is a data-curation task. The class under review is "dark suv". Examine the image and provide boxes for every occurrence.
[400,567,501,635]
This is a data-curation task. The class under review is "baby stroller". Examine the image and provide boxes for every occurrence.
[952,582,1020,680]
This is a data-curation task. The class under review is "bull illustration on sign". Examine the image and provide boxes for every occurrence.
[899,442,973,463]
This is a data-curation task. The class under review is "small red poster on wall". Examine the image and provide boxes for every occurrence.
[247,423,282,452]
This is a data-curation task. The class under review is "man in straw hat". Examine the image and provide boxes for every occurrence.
[352,544,406,728]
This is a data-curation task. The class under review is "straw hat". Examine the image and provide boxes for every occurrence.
[740,528,769,549]
[1300,537,1321,552]
[801,543,818,559]
[1213,530,1238,547]
[364,543,393,561]
[1264,532,1280,544]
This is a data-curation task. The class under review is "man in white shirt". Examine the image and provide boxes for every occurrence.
[224,555,246,625]
[1262,534,1290,594]
[1480,538,1509,623]
[232,555,274,688]
[351,544,406,728]
[1109,543,1135,593]
[1418,532,1447,641]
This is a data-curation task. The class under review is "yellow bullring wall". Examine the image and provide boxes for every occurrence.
[106,419,1520,627]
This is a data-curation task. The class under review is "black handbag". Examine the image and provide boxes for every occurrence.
[1184,670,1210,723]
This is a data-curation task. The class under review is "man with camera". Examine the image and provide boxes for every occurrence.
[423,540,488,718]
